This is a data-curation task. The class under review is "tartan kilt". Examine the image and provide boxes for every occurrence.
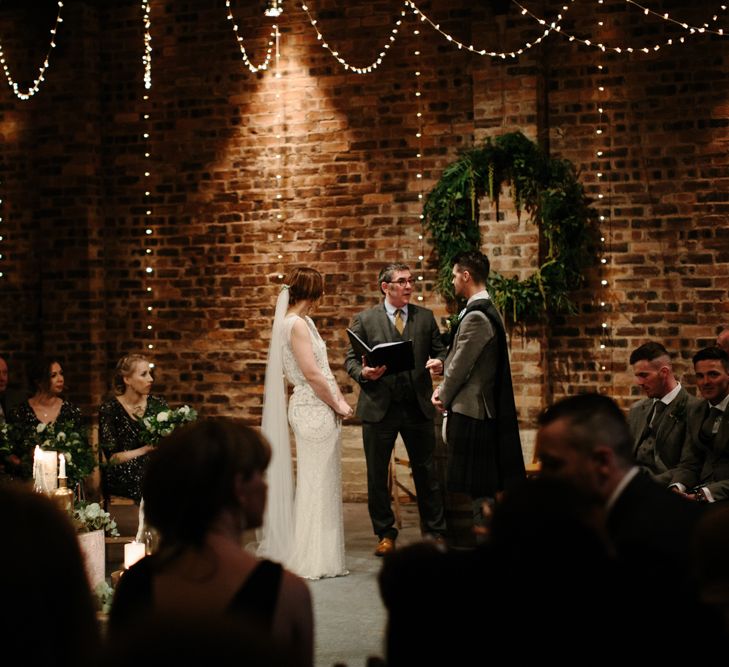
[445,411,501,497]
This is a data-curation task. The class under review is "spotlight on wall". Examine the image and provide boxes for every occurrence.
[264,0,283,17]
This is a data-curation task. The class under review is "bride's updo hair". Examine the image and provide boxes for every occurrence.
[286,267,324,305]
[112,353,149,395]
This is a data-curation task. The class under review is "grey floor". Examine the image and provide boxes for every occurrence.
[309,502,422,667]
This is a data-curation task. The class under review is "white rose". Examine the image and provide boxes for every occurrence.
[36,423,47,433]
[179,405,190,416]
[56,432,66,441]
[143,418,152,429]
[65,452,72,463]
[157,412,169,423]
[85,503,101,519]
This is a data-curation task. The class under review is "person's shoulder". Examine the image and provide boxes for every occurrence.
[149,395,168,408]
[629,397,650,414]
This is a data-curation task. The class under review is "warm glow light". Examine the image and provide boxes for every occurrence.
[0,1,64,100]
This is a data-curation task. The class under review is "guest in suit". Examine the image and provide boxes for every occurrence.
[0,355,24,424]
[627,341,701,484]
[431,251,524,530]
[537,394,705,613]
[672,346,729,503]
[717,327,729,354]
[345,263,447,556]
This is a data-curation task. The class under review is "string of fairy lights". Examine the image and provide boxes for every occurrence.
[412,21,426,303]
[0,1,726,331]
[271,25,286,282]
[141,0,156,365]
[0,0,64,101]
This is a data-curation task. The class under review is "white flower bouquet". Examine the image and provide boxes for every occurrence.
[73,501,119,537]
[138,404,197,446]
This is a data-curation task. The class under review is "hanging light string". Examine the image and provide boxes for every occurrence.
[300,1,407,74]
[271,25,286,282]
[142,0,152,89]
[226,0,276,72]
[595,60,612,368]
[407,0,573,59]
[514,0,725,54]
[141,3,155,360]
[413,23,426,303]
[0,0,64,101]
[0,179,4,279]
[625,0,727,36]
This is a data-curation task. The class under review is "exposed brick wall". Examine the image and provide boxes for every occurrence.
[1,0,727,456]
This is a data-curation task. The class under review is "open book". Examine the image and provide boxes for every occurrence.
[347,329,415,376]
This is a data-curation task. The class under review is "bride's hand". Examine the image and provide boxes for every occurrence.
[335,398,353,418]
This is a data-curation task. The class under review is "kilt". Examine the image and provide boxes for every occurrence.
[445,411,501,497]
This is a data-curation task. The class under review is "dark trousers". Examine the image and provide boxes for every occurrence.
[362,401,446,540]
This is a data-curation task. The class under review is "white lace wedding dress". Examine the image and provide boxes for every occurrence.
[281,314,348,580]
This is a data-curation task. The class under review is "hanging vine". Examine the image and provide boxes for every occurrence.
[423,131,599,326]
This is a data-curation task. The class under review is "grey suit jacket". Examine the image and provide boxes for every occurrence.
[627,387,701,485]
[673,400,729,502]
[345,303,446,423]
[438,300,498,420]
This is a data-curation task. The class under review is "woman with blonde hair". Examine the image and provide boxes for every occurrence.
[99,353,168,504]
[258,267,352,580]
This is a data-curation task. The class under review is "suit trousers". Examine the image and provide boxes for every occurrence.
[362,401,446,540]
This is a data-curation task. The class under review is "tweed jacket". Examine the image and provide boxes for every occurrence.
[627,387,701,485]
[672,399,729,502]
[345,303,446,423]
[438,300,498,420]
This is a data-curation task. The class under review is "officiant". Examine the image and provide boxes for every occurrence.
[345,263,447,556]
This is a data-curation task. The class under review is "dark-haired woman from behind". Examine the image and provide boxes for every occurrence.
[108,418,313,667]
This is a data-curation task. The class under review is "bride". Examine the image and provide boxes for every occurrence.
[258,267,352,579]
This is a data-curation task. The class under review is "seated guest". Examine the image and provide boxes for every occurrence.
[8,356,85,480]
[109,418,313,667]
[0,483,100,667]
[627,342,700,484]
[0,354,23,424]
[99,354,168,504]
[672,347,729,503]
[537,394,705,621]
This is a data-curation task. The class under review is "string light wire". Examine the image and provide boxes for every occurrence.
[0,0,64,101]
[226,0,277,72]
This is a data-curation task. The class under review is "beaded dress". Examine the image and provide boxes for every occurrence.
[99,395,168,503]
[281,315,347,580]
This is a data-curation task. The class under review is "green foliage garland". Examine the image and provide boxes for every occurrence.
[423,132,599,325]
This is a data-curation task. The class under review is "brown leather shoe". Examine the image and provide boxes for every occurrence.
[374,537,396,557]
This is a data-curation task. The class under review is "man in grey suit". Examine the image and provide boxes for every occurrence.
[627,342,700,484]
[672,346,729,503]
[431,251,524,530]
[345,263,447,556]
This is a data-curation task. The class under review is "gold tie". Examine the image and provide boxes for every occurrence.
[394,309,405,335]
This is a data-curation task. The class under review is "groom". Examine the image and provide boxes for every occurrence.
[346,263,447,556]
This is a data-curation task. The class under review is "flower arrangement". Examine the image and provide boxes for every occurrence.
[30,420,96,487]
[0,421,12,458]
[73,501,119,537]
[138,405,197,446]
[94,581,115,614]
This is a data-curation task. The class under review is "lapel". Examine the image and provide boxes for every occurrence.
[632,400,653,454]
[713,408,729,455]
[655,390,685,446]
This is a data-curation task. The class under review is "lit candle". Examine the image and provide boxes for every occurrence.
[58,452,66,478]
[33,448,58,494]
[124,541,146,570]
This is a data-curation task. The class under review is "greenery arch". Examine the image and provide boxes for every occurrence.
[423,131,599,326]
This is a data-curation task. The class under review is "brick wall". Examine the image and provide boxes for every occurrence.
[1,1,727,471]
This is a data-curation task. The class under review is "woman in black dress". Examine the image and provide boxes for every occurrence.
[99,354,168,504]
[108,419,314,667]
[8,356,86,481]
